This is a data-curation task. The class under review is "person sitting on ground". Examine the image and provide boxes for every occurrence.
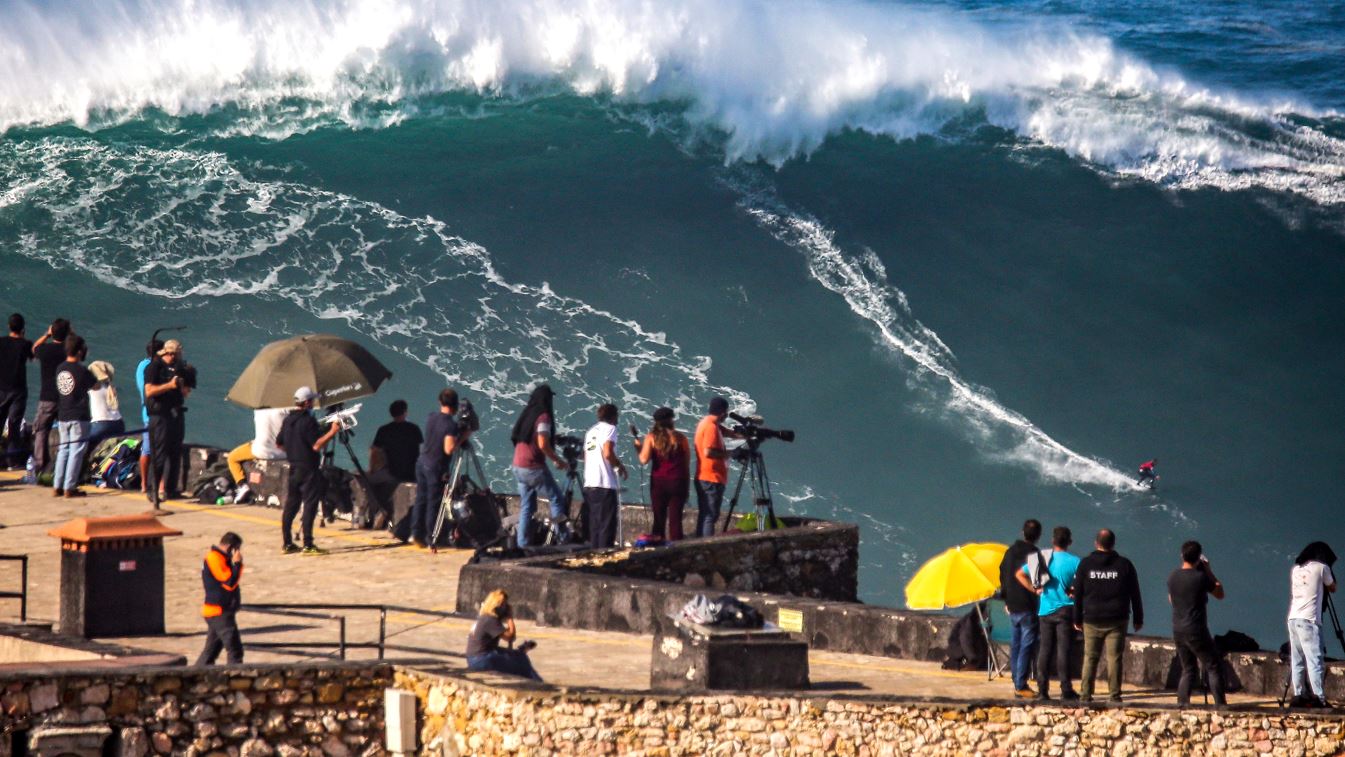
[225,407,290,503]
[52,335,95,498]
[1071,528,1144,703]
[86,360,125,449]
[366,399,423,525]
[0,313,33,471]
[635,406,690,541]
[1167,540,1226,708]
[1137,458,1158,487]
[1016,525,1082,701]
[1287,541,1336,708]
[465,589,542,681]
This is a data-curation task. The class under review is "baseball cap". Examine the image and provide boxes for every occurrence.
[294,386,319,403]
[158,339,182,356]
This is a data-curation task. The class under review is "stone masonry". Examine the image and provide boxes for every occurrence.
[398,668,1345,757]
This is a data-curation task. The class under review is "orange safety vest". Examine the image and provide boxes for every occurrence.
[201,546,242,618]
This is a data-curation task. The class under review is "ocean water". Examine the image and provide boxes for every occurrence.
[2,0,1343,647]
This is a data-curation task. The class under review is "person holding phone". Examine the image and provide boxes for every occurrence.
[465,590,542,681]
[1167,540,1226,707]
[196,532,245,666]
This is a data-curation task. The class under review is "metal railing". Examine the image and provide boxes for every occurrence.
[240,603,459,660]
[0,555,28,622]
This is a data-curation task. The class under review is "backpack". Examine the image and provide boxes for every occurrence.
[1027,548,1056,590]
[92,438,141,490]
[190,459,235,503]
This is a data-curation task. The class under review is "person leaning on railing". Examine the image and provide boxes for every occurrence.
[465,590,542,682]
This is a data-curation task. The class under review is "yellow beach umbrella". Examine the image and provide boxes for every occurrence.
[904,542,1009,610]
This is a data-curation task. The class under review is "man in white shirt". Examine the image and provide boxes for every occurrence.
[226,408,291,503]
[1288,541,1337,708]
[582,403,627,548]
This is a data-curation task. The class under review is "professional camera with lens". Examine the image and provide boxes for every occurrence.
[553,433,583,470]
[457,399,481,434]
[728,412,795,445]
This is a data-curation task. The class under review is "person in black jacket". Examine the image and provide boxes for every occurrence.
[999,518,1042,698]
[277,387,340,555]
[1071,528,1144,702]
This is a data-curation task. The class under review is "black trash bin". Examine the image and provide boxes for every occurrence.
[49,514,182,637]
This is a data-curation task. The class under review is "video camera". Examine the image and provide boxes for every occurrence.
[554,433,583,470]
[728,412,795,445]
[457,399,481,434]
[320,403,362,432]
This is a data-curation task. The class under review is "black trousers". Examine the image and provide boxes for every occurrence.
[1036,607,1077,695]
[148,412,185,495]
[0,389,25,468]
[283,463,323,548]
[584,487,619,548]
[1174,629,1226,706]
[196,612,244,665]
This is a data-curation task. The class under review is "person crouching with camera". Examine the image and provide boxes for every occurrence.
[277,387,340,555]
[465,589,541,681]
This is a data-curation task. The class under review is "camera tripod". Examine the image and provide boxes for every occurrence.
[1279,591,1345,707]
[719,439,778,534]
[318,405,371,525]
[429,440,492,548]
[540,458,582,546]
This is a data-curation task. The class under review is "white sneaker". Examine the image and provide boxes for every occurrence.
[232,484,251,504]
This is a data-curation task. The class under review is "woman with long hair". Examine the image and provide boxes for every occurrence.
[465,589,542,681]
[636,406,690,540]
[509,384,570,547]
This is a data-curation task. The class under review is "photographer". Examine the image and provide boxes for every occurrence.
[693,396,737,537]
[510,384,570,547]
[277,387,340,555]
[1167,540,1226,708]
[196,532,244,666]
[410,389,459,547]
[465,589,541,681]
[583,403,628,548]
[1287,541,1336,708]
[143,339,192,499]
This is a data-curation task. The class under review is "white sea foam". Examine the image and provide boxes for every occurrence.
[726,174,1147,495]
[0,0,1341,203]
[0,137,751,473]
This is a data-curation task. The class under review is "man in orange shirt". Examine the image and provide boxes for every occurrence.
[694,397,735,537]
[196,531,244,665]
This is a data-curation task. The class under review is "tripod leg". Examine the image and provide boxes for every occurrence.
[719,462,752,535]
[429,450,464,548]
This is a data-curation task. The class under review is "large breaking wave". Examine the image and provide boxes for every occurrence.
[2,0,1342,203]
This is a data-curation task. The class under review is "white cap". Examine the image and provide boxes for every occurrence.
[294,386,319,403]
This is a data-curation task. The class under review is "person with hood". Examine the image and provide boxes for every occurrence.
[999,518,1042,699]
[1287,541,1336,708]
[510,384,570,547]
[1070,528,1144,702]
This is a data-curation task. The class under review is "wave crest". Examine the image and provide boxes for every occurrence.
[2,0,1342,202]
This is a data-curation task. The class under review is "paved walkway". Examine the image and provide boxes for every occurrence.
[0,472,1282,707]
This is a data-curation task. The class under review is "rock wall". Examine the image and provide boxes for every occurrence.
[558,521,858,601]
[0,662,390,757]
[398,668,1345,756]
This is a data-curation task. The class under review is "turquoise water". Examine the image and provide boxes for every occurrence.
[2,0,1343,647]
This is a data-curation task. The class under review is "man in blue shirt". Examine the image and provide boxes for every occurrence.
[1016,526,1082,700]
[135,339,162,494]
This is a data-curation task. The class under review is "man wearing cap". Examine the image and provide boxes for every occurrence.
[143,339,191,499]
[277,387,340,554]
[693,397,737,537]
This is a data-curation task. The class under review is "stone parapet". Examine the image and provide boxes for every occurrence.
[396,667,1345,756]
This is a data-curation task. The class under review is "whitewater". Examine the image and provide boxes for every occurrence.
[2,0,1342,204]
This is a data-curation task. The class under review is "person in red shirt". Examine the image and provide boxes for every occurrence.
[1137,459,1158,488]
[196,532,244,665]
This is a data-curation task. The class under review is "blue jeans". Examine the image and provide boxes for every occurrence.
[89,419,125,449]
[1289,617,1326,697]
[410,460,445,544]
[467,649,542,681]
[1009,610,1039,690]
[695,480,726,537]
[53,420,89,491]
[514,465,565,547]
